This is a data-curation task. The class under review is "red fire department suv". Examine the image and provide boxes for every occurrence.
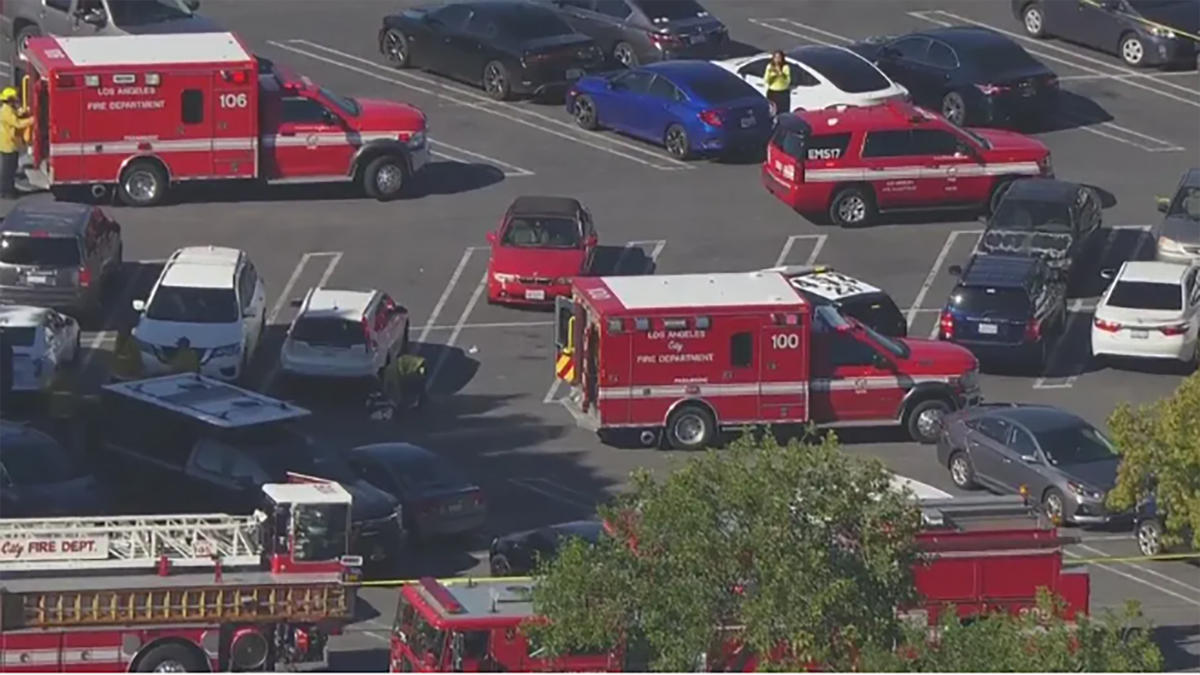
[20,32,429,206]
[552,271,981,450]
[762,100,1052,227]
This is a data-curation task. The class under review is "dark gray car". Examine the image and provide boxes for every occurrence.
[2,0,217,61]
[1153,167,1200,265]
[1013,0,1199,68]
[936,403,1121,525]
[0,202,122,320]
[534,0,727,66]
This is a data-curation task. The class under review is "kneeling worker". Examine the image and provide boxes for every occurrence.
[110,327,144,381]
[168,336,202,374]
[384,353,428,413]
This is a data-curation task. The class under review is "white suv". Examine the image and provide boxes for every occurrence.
[280,288,410,379]
[132,247,266,382]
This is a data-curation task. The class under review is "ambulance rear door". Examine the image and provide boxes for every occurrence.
[758,309,808,424]
[764,116,808,206]
[554,294,581,386]
[210,66,258,179]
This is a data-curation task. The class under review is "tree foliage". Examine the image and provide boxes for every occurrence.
[1107,371,1200,550]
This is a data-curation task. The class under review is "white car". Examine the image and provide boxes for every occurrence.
[712,45,908,113]
[0,305,80,392]
[1092,261,1200,365]
[132,247,266,382]
[280,288,410,379]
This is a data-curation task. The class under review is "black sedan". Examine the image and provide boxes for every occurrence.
[346,442,487,541]
[1014,0,1199,68]
[489,519,605,575]
[0,421,108,517]
[848,26,1058,127]
[979,179,1105,281]
[378,0,606,100]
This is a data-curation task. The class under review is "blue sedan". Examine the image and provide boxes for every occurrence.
[566,61,772,161]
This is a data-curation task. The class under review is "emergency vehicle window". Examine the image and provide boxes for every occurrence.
[281,97,332,125]
[805,133,851,162]
[861,130,913,159]
[410,616,447,662]
[458,631,490,659]
[45,0,71,12]
[730,332,753,369]
[910,129,961,157]
[181,90,204,125]
[828,333,878,368]
[769,127,805,160]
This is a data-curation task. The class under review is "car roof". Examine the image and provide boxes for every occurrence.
[508,195,582,217]
[960,254,1037,287]
[350,442,436,463]
[161,246,242,289]
[916,26,1011,48]
[983,404,1087,433]
[472,0,558,17]
[302,289,377,319]
[1005,179,1080,203]
[1117,261,1191,284]
[102,374,311,429]
[0,202,92,237]
[799,98,940,132]
[0,305,51,327]
[763,266,883,301]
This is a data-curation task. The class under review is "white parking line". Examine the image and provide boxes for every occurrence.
[1070,544,1200,605]
[416,247,483,347]
[774,234,827,267]
[430,139,534,177]
[260,253,343,392]
[1058,71,1200,83]
[0,61,9,81]
[267,40,692,171]
[909,230,981,332]
[508,478,594,511]
[427,271,487,391]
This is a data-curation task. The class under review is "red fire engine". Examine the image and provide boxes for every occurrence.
[18,32,428,206]
[552,271,982,449]
[0,482,361,672]
[389,495,1090,673]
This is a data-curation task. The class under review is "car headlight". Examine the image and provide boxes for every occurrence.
[1149,25,1176,38]
[407,131,426,149]
[1067,482,1104,500]
[1158,236,1186,253]
[493,273,517,283]
[210,343,242,358]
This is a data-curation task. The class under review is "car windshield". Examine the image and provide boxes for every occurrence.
[840,296,907,338]
[502,217,581,248]
[105,0,194,25]
[1,327,37,347]
[800,51,890,93]
[686,75,757,103]
[1106,281,1183,311]
[0,235,80,266]
[950,287,1030,315]
[1,430,84,484]
[991,199,1073,232]
[290,318,366,347]
[146,286,239,323]
[495,9,573,38]
[635,0,708,20]
[320,87,360,117]
[964,40,1041,77]
[226,424,360,484]
[955,126,991,150]
[1168,185,1200,221]
[1035,423,1117,466]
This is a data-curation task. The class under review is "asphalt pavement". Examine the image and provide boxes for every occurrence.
[2,0,1197,670]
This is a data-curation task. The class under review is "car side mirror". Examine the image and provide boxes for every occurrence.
[289,298,304,308]
[242,309,255,318]
[80,9,107,26]
[1019,454,1038,464]
[1100,268,1116,280]
[871,352,889,369]
[131,299,146,312]
[947,264,963,277]
[321,110,341,126]
[1155,196,1170,213]
[486,232,497,244]
[184,0,200,9]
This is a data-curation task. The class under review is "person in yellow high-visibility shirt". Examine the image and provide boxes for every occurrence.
[763,51,792,117]
[0,87,33,199]
[110,327,144,381]
[167,336,202,374]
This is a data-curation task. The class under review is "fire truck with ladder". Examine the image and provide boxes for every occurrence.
[0,482,362,672]
[388,495,1091,672]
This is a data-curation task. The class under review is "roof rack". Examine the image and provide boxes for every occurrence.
[918,495,1044,530]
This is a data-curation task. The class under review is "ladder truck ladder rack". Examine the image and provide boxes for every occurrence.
[0,514,262,572]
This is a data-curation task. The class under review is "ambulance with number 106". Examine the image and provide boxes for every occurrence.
[552,271,982,449]
[19,32,429,206]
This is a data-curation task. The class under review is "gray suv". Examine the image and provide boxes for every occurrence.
[535,0,728,66]
[0,201,122,320]
[2,0,218,62]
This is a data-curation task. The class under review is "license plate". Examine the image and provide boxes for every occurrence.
[525,289,546,300]
[24,274,51,285]
[1021,87,1035,97]
[566,68,583,79]
[447,503,463,513]
[740,117,755,128]
[1131,329,1149,339]
[977,323,998,335]
[687,34,703,44]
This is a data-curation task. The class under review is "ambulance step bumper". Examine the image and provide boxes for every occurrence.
[562,388,600,432]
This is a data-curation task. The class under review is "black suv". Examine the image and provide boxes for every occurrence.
[939,253,1067,369]
[979,179,1103,282]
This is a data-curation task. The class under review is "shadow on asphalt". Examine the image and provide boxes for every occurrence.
[326,646,389,673]
[1022,90,1115,134]
[409,161,505,197]
[591,244,657,276]
[1154,624,1200,672]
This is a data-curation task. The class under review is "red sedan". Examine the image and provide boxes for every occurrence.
[486,196,597,306]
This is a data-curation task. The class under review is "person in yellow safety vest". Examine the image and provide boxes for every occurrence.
[110,327,144,381]
[763,50,792,117]
[168,336,202,374]
[384,353,428,413]
[0,87,33,200]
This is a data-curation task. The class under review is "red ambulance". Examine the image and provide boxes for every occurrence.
[19,32,429,206]
[553,271,981,449]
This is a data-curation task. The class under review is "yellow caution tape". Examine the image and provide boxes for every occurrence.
[1065,550,1200,565]
[1078,0,1200,44]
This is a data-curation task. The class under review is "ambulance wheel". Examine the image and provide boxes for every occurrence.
[904,398,951,444]
[135,643,205,672]
[665,404,715,451]
[829,186,874,227]
[117,160,168,207]
[362,155,407,201]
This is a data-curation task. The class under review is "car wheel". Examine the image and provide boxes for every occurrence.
[483,61,512,101]
[1135,519,1163,557]
[663,124,692,161]
[15,24,41,60]
[988,178,1014,215]
[665,404,715,451]
[948,451,978,489]
[490,554,512,576]
[1042,488,1067,525]
[117,160,168,207]
[612,42,638,67]
[905,399,951,444]
[362,155,407,201]
[382,29,411,68]
[941,91,967,126]
[572,94,600,131]
[829,186,875,228]
[1022,3,1047,38]
[1120,33,1146,67]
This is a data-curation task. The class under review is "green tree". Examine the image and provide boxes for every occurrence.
[1107,371,1200,551]
[529,433,925,671]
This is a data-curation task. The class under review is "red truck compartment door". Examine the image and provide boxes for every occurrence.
[759,318,807,423]
[212,71,258,179]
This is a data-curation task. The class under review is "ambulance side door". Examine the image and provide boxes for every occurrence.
[808,308,877,423]
[720,316,761,424]
[173,74,215,179]
[211,68,258,179]
[759,314,808,423]
[271,94,353,180]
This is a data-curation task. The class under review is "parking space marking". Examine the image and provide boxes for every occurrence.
[909,229,981,333]
[416,247,484,346]
[908,11,1200,108]
[1034,224,1151,389]
[1058,71,1200,83]
[1070,545,1200,605]
[266,40,693,172]
[429,140,534,177]
[427,272,488,391]
[0,61,9,80]
[260,252,343,392]
[748,18,846,48]
[79,259,164,373]
[774,234,827,267]
[508,478,595,511]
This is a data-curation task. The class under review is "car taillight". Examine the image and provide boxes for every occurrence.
[1024,319,1040,341]
[976,83,1010,95]
[77,266,91,288]
[938,311,954,339]
[648,31,681,46]
[1093,318,1121,332]
[699,109,722,127]
[522,52,551,66]
[472,492,485,506]
[1159,323,1190,336]
[1045,75,1060,89]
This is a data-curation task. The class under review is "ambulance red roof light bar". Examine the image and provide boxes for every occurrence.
[420,577,465,614]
